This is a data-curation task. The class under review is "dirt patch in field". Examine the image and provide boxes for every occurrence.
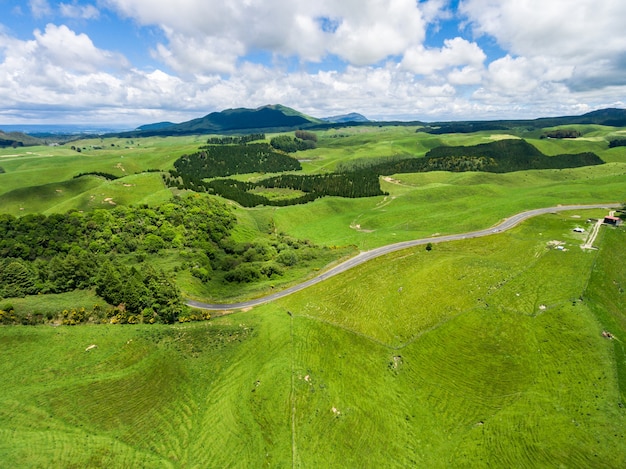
[488,134,521,141]
[350,222,374,233]
[547,240,564,247]
[382,176,401,184]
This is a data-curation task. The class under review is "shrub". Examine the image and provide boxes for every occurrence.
[225,264,262,283]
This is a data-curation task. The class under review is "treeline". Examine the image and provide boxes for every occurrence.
[73,171,119,180]
[0,303,211,326]
[0,195,235,322]
[201,171,386,207]
[0,195,234,260]
[295,130,318,142]
[420,123,509,134]
[609,139,626,148]
[0,193,330,317]
[270,134,316,152]
[204,133,265,145]
[0,138,24,148]
[541,129,582,139]
[172,143,302,179]
[419,139,602,172]
[0,255,184,324]
[333,140,601,177]
[336,154,411,173]
[168,138,602,208]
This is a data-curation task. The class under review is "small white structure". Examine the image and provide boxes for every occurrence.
[573,227,585,233]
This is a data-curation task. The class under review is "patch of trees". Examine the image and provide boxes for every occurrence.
[0,166,5,174]
[172,143,301,179]
[204,133,265,145]
[420,123,509,134]
[0,138,24,148]
[295,130,318,142]
[0,193,328,318]
[332,140,601,177]
[419,139,601,172]
[181,171,386,207]
[336,154,411,173]
[73,171,119,180]
[609,139,626,148]
[0,196,234,262]
[0,255,185,324]
[540,129,582,139]
[0,195,233,322]
[168,138,602,208]
[270,135,316,152]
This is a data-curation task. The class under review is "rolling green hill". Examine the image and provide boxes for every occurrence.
[0,210,624,467]
[121,106,626,138]
[122,104,323,137]
[0,130,45,148]
[1,117,626,467]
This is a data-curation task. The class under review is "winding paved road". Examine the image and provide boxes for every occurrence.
[186,203,621,311]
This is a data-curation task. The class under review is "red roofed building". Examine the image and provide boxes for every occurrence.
[603,216,622,225]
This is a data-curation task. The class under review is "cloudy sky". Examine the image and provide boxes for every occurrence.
[1,0,625,126]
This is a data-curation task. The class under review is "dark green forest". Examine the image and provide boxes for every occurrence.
[270,134,316,152]
[202,171,386,207]
[171,143,302,178]
[0,194,326,324]
[541,129,582,139]
[167,138,603,207]
[204,133,265,145]
[365,139,602,174]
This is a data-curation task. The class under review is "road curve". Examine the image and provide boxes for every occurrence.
[186,203,621,311]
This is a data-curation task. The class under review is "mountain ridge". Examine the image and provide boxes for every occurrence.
[9,106,624,139]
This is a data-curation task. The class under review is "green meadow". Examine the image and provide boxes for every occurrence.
[1,124,626,466]
[1,211,624,467]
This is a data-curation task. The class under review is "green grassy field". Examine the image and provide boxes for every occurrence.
[1,211,624,467]
[1,125,626,466]
[265,162,626,250]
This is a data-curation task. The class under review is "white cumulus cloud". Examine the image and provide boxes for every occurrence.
[59,3,100,20]
[401,37,486,77]
[461,0,626,91]
[103,0,437,72]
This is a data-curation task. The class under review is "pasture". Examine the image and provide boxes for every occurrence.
[0,210,624,467]
[1,124,625,466]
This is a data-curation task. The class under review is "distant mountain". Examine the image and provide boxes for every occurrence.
[114,106,626,138]
[537,108,626,127]
[122,105,323,137]
[423,108,626,134]
[321,112,370,123]
[136,121,176,131]
[0,130,44,147]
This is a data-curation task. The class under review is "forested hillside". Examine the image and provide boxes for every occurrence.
[171,143,301,178]
[0,193,331,324]
[169,138,603,207]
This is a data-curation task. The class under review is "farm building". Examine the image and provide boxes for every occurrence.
[603,216,622,225]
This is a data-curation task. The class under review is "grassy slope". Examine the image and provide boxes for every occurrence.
[268,163,626,250]
[0,173,173,215]
[0,136,201,215]
[1,211,624,467]
[1,127,625,301]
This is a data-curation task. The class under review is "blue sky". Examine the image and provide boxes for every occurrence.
[0,0,625,126]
